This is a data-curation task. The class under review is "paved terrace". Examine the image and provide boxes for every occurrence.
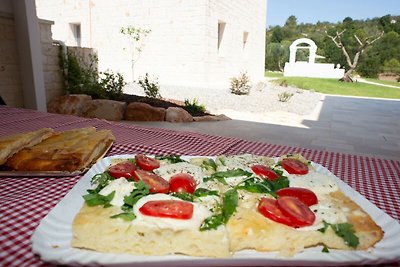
[129,95,400,160]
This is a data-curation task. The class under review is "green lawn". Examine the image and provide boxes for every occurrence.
[265,72,400,99]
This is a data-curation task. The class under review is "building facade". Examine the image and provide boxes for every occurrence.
[36,0,267,90]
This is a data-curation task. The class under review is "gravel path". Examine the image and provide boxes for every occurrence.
[124,81,324,123]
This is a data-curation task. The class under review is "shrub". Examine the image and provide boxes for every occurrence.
[278,91,294,102]
[230,72,251,95]
[184,98,206,115]
[138,73,161,98]
[61,49,125,100]
[98,70,126,100]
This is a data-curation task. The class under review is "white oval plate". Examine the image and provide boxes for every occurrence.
[31,154,400,266]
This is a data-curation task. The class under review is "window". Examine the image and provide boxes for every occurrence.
[217,21,226,53]
[70,23,81,47]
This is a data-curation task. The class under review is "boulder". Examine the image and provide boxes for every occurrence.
[47,94,92,116]
[81,99,126,121]
[125,102,166,121]
[165,107,193,122]
[193,114,231,122]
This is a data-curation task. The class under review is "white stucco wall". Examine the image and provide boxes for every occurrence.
[36,0,266,90]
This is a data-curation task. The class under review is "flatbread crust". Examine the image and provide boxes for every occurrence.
[6,127,114,172]
[0,128,54,165]
[71,154,384,258]
[227,190,383,256]
[72,204,230,258]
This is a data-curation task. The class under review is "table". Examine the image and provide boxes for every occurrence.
[0,105,399,267]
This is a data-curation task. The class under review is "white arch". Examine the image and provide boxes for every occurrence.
[289,38,317,64]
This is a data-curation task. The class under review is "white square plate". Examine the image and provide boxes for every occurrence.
[31,154,400,266]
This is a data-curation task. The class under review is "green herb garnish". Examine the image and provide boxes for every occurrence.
[201,158,218,172]
[110,212,136,221]
[193,188,220,198]
[200,189,238,231]
[156,155,187,163]
[318,221,359,248]
[203,168,252,184]
[83,191,115,207]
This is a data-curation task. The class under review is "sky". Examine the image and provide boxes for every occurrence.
[266,0,400,27]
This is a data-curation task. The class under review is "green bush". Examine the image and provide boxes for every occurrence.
[184,98,206,115]
[61,49,125,100]
[230,72,251,95]
[278,91,294,102]
[138,73,161,98]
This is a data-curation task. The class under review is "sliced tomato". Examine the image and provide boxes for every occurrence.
[276,187,318,206]
[277,196,315,227]
[281,159,309,175]
[169,173,196,194]
[139,200,194,219]
[257,197,293,226]
[251,164,279,180]
[135,154,160,171]
[134,169,169,193]
[108,161,137,179]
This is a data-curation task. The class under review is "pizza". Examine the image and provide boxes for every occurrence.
[71,153,383,258]
[4,127,115,172]
[0,128,54,165]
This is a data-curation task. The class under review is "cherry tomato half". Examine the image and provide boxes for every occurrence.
[169,173,196,194]
[257,197,293,226]
[251,164,279,180]
[277,196,315,227]
[108,161,137,179]
[134,169,169,193]
[135,154,160,171]
[139,200,194,220]
[281,159,309,175]
[276,187,318,206]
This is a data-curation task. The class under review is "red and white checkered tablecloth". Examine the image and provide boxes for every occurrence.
[0,106,399,267]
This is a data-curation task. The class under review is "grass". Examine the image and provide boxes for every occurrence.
[265,71,400,99]
[364,78,400,87]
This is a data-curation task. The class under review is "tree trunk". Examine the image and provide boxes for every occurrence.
[340,68,354,82]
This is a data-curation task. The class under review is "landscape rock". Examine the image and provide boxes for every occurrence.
[81,99,126,121]
[125,102,166,121]
[47,94,92,116]
[193,114,231,122]
[165,107,193,122]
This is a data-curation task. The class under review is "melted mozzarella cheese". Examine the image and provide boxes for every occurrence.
[288,171,339,198]
[154,162,205,183]
[99,178,135,207]
[133,194,212,231]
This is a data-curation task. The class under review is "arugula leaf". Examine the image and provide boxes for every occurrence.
[170,192,194,202]
[110,212,136,221]
[222,189,238,223]
[322,245,330,253]
[235,177,275,194]
[193,188,220,198]
[201,158,218,172]
[199,189,238,231]
[156,155,187,163]
[318,221,359,248]
[83,191,115,207]
[203,168,252,184]
[88,172,113,194]
[200,214,224,231]
[217,157,226,166]
[122,180,150,210]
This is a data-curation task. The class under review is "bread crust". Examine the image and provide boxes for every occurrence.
[227,191,383,255]
[6,127,114,172]
[0,128,54,165]
[72,204,230,258]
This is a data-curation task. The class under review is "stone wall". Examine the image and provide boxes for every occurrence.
[36,0,267,90]
[0,14,23,107]
[0,14,65,107]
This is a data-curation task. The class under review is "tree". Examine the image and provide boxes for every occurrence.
[326,29,383,82]
[120,26,151,82]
